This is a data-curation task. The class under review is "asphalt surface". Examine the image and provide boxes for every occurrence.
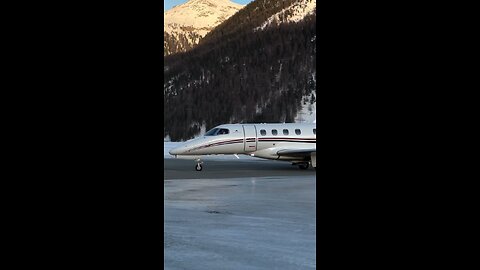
[164,158,316,179]
[164,176,316,270]
[164,158,317,269]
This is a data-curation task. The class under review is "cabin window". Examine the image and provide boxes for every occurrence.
[260,129,266,136]
[205,128,219,136]
[283,129,289,135]
[217,129,229,135]
[295,129,301,135]
[313,128,316,135]
[272,129,278,136]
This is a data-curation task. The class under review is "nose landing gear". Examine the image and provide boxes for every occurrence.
[195,159,203,171]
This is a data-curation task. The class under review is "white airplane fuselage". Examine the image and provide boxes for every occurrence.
[169,123,317,170]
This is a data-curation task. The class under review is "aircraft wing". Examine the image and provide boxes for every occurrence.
[276,148,316,157]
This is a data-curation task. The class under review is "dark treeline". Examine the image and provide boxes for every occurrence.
[164,16,316,141]
[200,0,310,46]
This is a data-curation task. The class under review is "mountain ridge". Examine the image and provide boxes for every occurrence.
[164,0,244,56]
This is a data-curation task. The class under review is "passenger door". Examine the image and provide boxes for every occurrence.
[243,125,257,152]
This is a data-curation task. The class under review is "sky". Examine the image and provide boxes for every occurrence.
[164,0,254,11]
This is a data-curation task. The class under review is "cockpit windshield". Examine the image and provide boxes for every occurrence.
[204,128,229,136]
[205,128,219,136]
[217,128,229,135]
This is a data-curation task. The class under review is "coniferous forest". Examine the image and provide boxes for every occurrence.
[164,1,316,141]
[164,29,203,56]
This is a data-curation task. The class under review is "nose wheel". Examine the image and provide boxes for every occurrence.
[195,159,203,171]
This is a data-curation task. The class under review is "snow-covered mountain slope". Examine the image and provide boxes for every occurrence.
[256,0,316,30]
[164,0,244,56]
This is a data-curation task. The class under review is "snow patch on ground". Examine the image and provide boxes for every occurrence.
[295,96,316,123]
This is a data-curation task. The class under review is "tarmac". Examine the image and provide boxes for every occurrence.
[164,158,316,179]
[164,158,316,270]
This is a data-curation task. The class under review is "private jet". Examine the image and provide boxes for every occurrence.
[169,123,316,171]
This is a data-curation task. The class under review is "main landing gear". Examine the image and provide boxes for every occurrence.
[195,159,203,171]
[298,162,310,170]
[293,162,310,170]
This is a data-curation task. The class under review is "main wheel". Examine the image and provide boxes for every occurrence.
[195,163,203,171]
[299,163,309,170]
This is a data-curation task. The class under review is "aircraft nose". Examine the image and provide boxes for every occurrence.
[169,147,181,155]
[169,144,189,155]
